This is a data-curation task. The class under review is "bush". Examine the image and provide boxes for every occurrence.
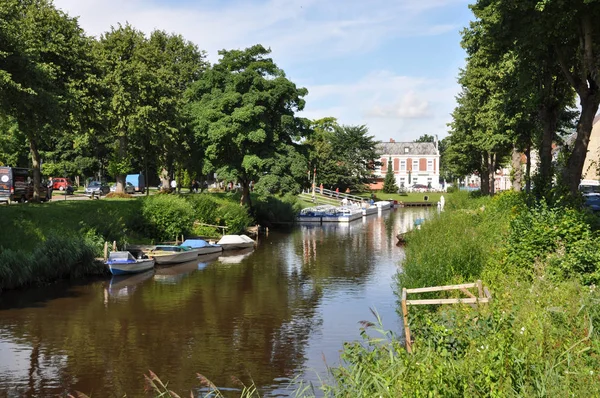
[141,195,195,241]
[216,203,253,234]
[508,202,600,283]
[253,193,299,226]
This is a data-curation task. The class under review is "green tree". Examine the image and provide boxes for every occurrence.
[330,124,379,191]
[382,157,399,193]
[414,134,435,143]
[0,0,93,199]
[187,45,309,207]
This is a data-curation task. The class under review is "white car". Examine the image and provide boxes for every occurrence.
[110,182,136,194]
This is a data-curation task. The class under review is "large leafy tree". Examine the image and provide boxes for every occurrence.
[329,124,379,191]
[0,0,93,199]
[187,45,309,207]
[473,0,600,195]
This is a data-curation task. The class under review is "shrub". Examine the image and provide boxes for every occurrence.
[507,202,600,283]
[216,203,253,234]
[141,195,195,241]
[253,193,299,226]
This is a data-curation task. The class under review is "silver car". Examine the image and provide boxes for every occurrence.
[85,181,110,196]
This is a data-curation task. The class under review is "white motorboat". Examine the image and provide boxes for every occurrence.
[375,201,392,211]
[148,245,200,265]
[216,234,255,250]
[180,238,223,255]
[106,251,155,275]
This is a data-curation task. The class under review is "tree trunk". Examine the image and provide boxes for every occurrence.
[538,103,559,195]
[29,137,41,202]
[525,144,532,194]
[511,146,523,191]
[480,152,489,195]
[562,93,600,194]
[160,168,169,191]
[240,178,252,207]
[116,135,127,193]
[488,152,495,196]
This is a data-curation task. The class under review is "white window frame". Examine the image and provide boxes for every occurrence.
[427,159,434,172]
[400,160,406,171]
[412,159,419,171]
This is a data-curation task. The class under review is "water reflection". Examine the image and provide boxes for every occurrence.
[0,208,430,397]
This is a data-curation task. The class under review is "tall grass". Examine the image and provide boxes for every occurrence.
[318,190,600,397]
[0,234,105,291]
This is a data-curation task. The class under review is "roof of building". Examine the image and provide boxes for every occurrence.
[376,141,438,156]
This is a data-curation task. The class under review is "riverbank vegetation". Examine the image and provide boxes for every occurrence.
[0,192,300,291]
[320,192,600,396]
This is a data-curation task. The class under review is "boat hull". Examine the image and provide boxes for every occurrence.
[219,242,255,251]
[152,249,200,265]
[108,259,155,275]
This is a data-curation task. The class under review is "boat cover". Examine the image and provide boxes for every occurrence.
[180,239,218,248]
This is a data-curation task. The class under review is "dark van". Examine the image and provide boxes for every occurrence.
[0,167,49,204]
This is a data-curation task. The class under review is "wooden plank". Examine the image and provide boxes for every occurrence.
[407,298,490,305]
[460,287,476,298]
[401,288,412,354]
[477,280,483,298]
[484,287,492,299]
[406,283,477,294]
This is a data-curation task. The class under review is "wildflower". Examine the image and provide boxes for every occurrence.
[520,327,525,335]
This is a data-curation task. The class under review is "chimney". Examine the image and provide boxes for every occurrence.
[390,138,395,143]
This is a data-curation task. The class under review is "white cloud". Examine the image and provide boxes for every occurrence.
[54,0,467,62]
[53,0,467,142]
[300,71,460,141]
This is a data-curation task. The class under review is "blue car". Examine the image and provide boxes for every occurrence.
[584,194,600,212]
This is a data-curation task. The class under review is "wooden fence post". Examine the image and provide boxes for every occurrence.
[477,279,483,300]
[401,288,412,353]
[112,241,117,251]
[104,242,108,261]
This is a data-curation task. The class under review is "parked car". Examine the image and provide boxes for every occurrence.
[85,181,110,197]
[110,182,135,194]
[51,177,73,192]
[584,194,600,212]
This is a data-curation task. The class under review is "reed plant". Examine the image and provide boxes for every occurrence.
[0,233,104,291]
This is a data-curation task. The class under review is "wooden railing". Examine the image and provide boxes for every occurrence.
[401,280,492,353]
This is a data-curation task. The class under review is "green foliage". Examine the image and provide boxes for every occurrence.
[0,234,104,291]
[141,195,195,241]
[382,158,398,194]
[216,203,253,234]
[507,202,600,283]
[187,44,309,206]
[253,193,300,226]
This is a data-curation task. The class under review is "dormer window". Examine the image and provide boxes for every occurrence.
[404,147,409,154]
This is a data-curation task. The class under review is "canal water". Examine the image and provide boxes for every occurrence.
[0,207,430,397]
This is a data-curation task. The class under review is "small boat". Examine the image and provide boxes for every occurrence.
[362,205,378,216]
[396,233,407,245]
[180,238,223,255]
[106,251,155,275]
[321,206,363,223]
[375,201,392,211]
[216,234,255,251]
[148,245,200,265]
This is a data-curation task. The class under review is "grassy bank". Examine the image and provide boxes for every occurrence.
[320,191,600,396]
[0,192,300,291]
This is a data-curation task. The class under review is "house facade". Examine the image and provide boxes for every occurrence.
[371,139,441,190]
[582,114,600,184]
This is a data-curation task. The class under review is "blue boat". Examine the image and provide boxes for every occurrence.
[105,251,155,275]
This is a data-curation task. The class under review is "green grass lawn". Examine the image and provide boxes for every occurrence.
[358,191,445,203]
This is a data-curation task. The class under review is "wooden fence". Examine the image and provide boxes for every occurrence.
[401,280,492,353]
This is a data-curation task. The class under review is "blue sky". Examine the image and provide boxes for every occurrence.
[53,0,474,142]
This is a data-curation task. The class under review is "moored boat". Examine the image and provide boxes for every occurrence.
[375,201,392,211]
[180,238,223,255]
[106,251,155,275]
[321,206,363,222]
[148,245,200,265]
[216,234,255,250]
